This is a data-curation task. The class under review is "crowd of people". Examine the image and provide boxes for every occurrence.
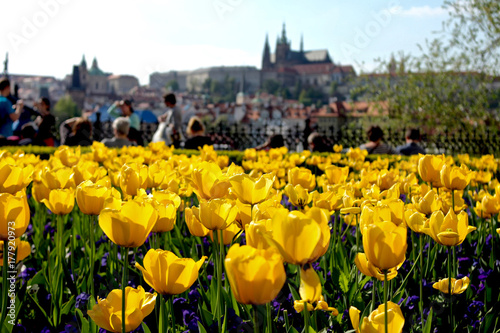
[1,77,425,155]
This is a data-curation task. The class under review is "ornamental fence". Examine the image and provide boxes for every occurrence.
[92,119,500,156]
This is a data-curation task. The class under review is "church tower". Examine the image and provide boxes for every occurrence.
[275,23,290,67]
[262,34,272,70]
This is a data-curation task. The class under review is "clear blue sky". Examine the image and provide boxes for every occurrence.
[1,0,450,85]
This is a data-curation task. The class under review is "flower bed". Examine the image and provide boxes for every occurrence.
[0,143,499,333]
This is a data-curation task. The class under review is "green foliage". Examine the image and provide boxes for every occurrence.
[203,76,238,103]
[53,95,79,125]
[165,79,179,92]
[351,0,500,133]
[298,87,325,106]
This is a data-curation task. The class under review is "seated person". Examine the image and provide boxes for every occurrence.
[101,117,137,148]
[107,99,143,146]
[63,117,93,146]
[183,116,212,149]
[256,134,285,151]
[18,122,37,146]
[396,128,425,156]
[33,97,56,146]
[307,132,332,152]
[359,125,396,155]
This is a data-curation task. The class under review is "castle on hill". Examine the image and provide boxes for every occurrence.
[150,24,355,94]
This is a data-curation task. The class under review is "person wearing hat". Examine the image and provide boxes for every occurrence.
[107,99,140,131]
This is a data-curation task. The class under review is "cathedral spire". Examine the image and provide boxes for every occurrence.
[262,33,272,70]
[80,54,87,69]
[300,34,304,53]
[281,22,287,44]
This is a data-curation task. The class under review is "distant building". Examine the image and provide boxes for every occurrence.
[149,24,356,96]
[66,55,140,109]
[262,23,355,91]
[108,75,139,95]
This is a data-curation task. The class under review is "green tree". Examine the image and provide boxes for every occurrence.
[53,94,79,124]
[262,79,281,95]
[165,79,179,91]
[351,1,500,132]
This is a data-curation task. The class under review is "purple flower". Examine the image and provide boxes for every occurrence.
[75,292,90,310]
[405,295,419,310]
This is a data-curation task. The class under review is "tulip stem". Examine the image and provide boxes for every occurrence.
[384,270,388,333]
[370,278,376,313]
[355,214,360,291]
[266,302,272,333]
[57,214,64,266]
[419,234,424,328]
[90,215,96,299]
[303,301,310,332]
[122,247,129,333]
[448,246,454,330]
[168,295,176,332]
[253,305,260,333]
[0,240,9,330]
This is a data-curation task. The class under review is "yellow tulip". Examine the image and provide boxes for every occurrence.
[496,228,499,235]
[363,221,407,271]
[293,267,338,314]
[151,189,181,209]
[475,194,500,218]
[0,238,31,265]
[440,164,473,191]
[209,222,241,245]
[99,200,158,247]
[359,205,392,231]
[234,199,252,229]
[185,207,209,237]
[41,188,75,215]
[54,145,81,167]
[119,163,149,197]
[225,244,286,305]
[324,165,349,185]
[439,190,466,214]
[288,167,316,192]
[433,276,470,294]
[0,162,33,194]
[412,190,441,216]
[91,141,109,162]
[42,167,75,190]
[76,180,120,215]
[299,266,322,303]
[284,184,313,208]
[355,253,399,281]
[191,161,231,200]
[229,173,274,205]
[198,198,238,231]
[474,170,492,184]
[404,208,426,234]
[376,169,399,191]
[312,185,344,212]
[424,209,475,247]
[267,207,330,265]
[360,301,405,333]
[245,220,272,250]
[349,306,361,333]
[87,285,156,333]
[135,249,206,295]
[418,154,445,187]
[0,191,30,241]
[73,161,108,186]
[32,181,51,203]
[379,199,405,226]
[151,200,177,233]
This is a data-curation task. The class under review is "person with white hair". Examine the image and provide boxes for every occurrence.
[101,117,137,147]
